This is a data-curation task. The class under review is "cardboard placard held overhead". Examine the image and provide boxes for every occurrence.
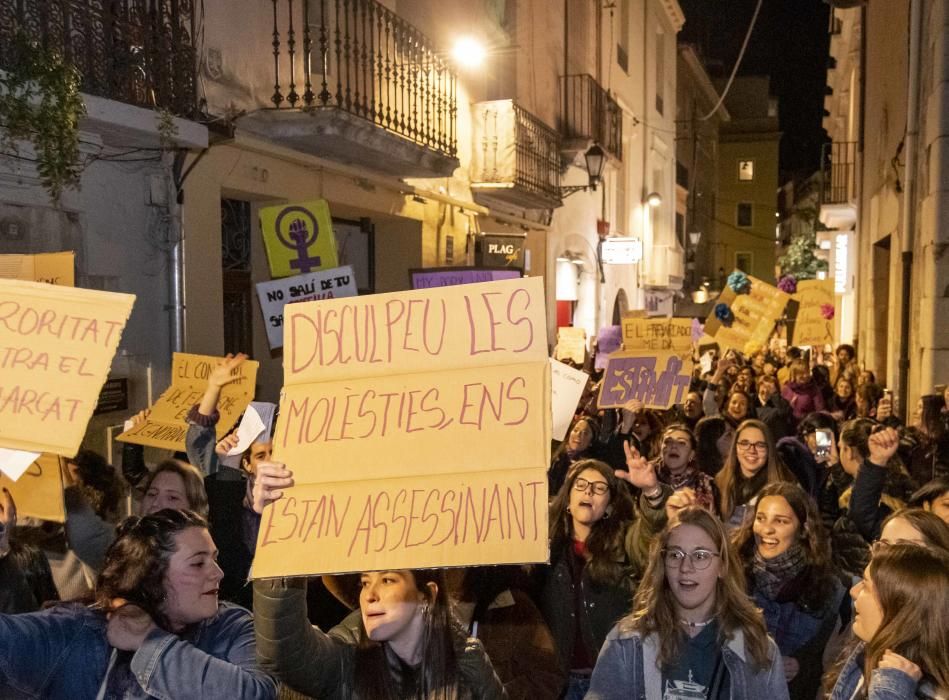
[622,317,694,358]
[0,453,66,522]
[554,327,587,365]
[409,267,523,290]
[0,279,134,456]
[703,273,789,353]
[0,251,75,286]
[792,279,836,347]
[116,353,259,450]
[254,277,551,578]
[550,359,589,441]
[598,351,693,410]
[256,265,358,349]
[259,199,339,279]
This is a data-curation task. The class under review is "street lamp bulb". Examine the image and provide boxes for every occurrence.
[645,192,662,207]
[452,36,486,68]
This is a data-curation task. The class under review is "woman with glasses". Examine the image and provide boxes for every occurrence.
[549,416,598,497]
[586,507,788,700]
[715,419,795,531]
[825,544,949,700]
[654,424,719,514]
[536,458,655,699]
[733,482,845,700]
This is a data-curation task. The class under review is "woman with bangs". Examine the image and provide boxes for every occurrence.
[733,482,845,700]
[826,544,949,699]
[715,419,795,531]
[586,506,788,700]
[653,423,719,514]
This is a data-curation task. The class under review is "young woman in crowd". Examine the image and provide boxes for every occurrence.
[140,459,210,517]
[0,488,58,614]
[908,476,949,524]
[875,507,949,550]
[830,375,857,422]
[250,465,506,699]
[653,423,719,513]
[826,544,949,700]
[0,509,275,699]
[855,383,885,420]
[715,419,794,530]
[586,507,788,700]
[755,374,793,441]
[549,416,598,496]
[703,355,754,427]
[537,459,638,698]
[901,394,949,486]
[781,360,826,425]
[734,482,845,700]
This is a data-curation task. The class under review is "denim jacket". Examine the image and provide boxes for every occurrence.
[829,643,947,700]
[586,624,789,700]
[0,602,276,699]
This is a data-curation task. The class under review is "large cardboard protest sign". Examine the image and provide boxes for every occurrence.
[550,358,589,441]
[792,279,836,347]
[703,274,789,353]
[598,351,692,410]
[256,265,358,349]
[253,277,550,578]
[554,327,587,365]
[0,279,134,456]
[0,252,75,286]
[622,317,693,358]
[259,199,339,279]
[0,453,66,522]
[116,353,259,450]
[409,267,522,290]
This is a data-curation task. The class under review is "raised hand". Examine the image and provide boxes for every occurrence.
[208,353,249,388]
[665,487,696,521]
[615,441,658,492]
[215,431,240,460]
[252,462,294,514]
[106,600,158,651]
[867,426,900,465]
[129,408,150,427]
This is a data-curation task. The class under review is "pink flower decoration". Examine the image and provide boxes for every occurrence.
[820,303,835,320]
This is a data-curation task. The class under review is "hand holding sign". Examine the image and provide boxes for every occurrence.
[215,431,240,461]
[252,462,294,514]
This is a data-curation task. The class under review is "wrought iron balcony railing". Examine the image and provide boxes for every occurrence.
[0,0,198,118]
[559,74,623,162]
[268,0,457,158]
[820,141,857,206]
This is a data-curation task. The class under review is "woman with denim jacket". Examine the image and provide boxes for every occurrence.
[587,507,789,700]
[0,509,276,699]
[733,482,845,700]
[826,544,949,700]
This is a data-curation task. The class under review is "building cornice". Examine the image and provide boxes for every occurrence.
[658,0,686,32]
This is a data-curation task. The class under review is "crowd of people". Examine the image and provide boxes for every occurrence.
[1,342,948,699]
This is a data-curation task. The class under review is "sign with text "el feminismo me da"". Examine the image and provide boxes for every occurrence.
[253,277,551,578]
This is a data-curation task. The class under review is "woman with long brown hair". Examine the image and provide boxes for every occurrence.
[715,419,794,530]
[826,544,949,699]
[586,507,788,699]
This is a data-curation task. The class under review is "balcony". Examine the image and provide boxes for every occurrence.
[470,100,562,210]
[237,0,459,179]
[0,0,198,119]
[819,141,858,230]
[559,74,623,162]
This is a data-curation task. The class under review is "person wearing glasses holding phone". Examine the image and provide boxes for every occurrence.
[715,419,795,531]
[586,507,788,700]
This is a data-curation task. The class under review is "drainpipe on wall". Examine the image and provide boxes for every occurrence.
[169,151,190,354]
[897,0,923,419]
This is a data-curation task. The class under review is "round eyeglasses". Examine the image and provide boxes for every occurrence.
[662,547,720,569]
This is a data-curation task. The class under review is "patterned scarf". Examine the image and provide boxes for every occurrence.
[752,543,807,600]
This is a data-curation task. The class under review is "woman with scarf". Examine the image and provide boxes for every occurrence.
[653,424,719,514]
[734,482,845,700]
[829,375,857,422]
[781,361,826,426]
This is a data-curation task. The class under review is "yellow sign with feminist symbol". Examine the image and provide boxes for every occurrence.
[259,199,340,279]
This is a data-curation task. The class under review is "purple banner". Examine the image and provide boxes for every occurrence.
[409,267,522,289]
[598,353,692,410]
[594,325,623,370]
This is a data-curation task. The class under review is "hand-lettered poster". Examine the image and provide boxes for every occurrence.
[0,252,75,286]
[256,265,358,349]
[0,279,134,456]
[792,279,836,347]
[259,199,339,279]
[0,453,66,522]
[253,277,551,578]
[621,317,694,359]
[597,351,693,410]
[550,358,589,441]
[409,267,523,290]
[116,353,259,450]
[703,272,789,354]
[554,327,587,365]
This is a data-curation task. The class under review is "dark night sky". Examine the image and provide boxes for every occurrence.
[678,0,831,182]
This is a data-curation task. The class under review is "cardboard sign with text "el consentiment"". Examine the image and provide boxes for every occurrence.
[253,276,550,578]
[0,279,134,456]
[116,353,259,450]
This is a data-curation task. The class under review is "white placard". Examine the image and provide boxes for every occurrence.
[0,448,42,481]
[550,358,589,442]
[255,266,358,349]
[221,402,276,468]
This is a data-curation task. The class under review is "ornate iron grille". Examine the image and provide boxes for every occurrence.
[820,141,857,206]
[512,102,562,205]
[0,0,198,118]
[269,0,457,158]
[560,74,623,162]
[221,198,253,355]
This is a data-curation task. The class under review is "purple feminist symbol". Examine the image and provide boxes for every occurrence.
[274,206,322,273]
